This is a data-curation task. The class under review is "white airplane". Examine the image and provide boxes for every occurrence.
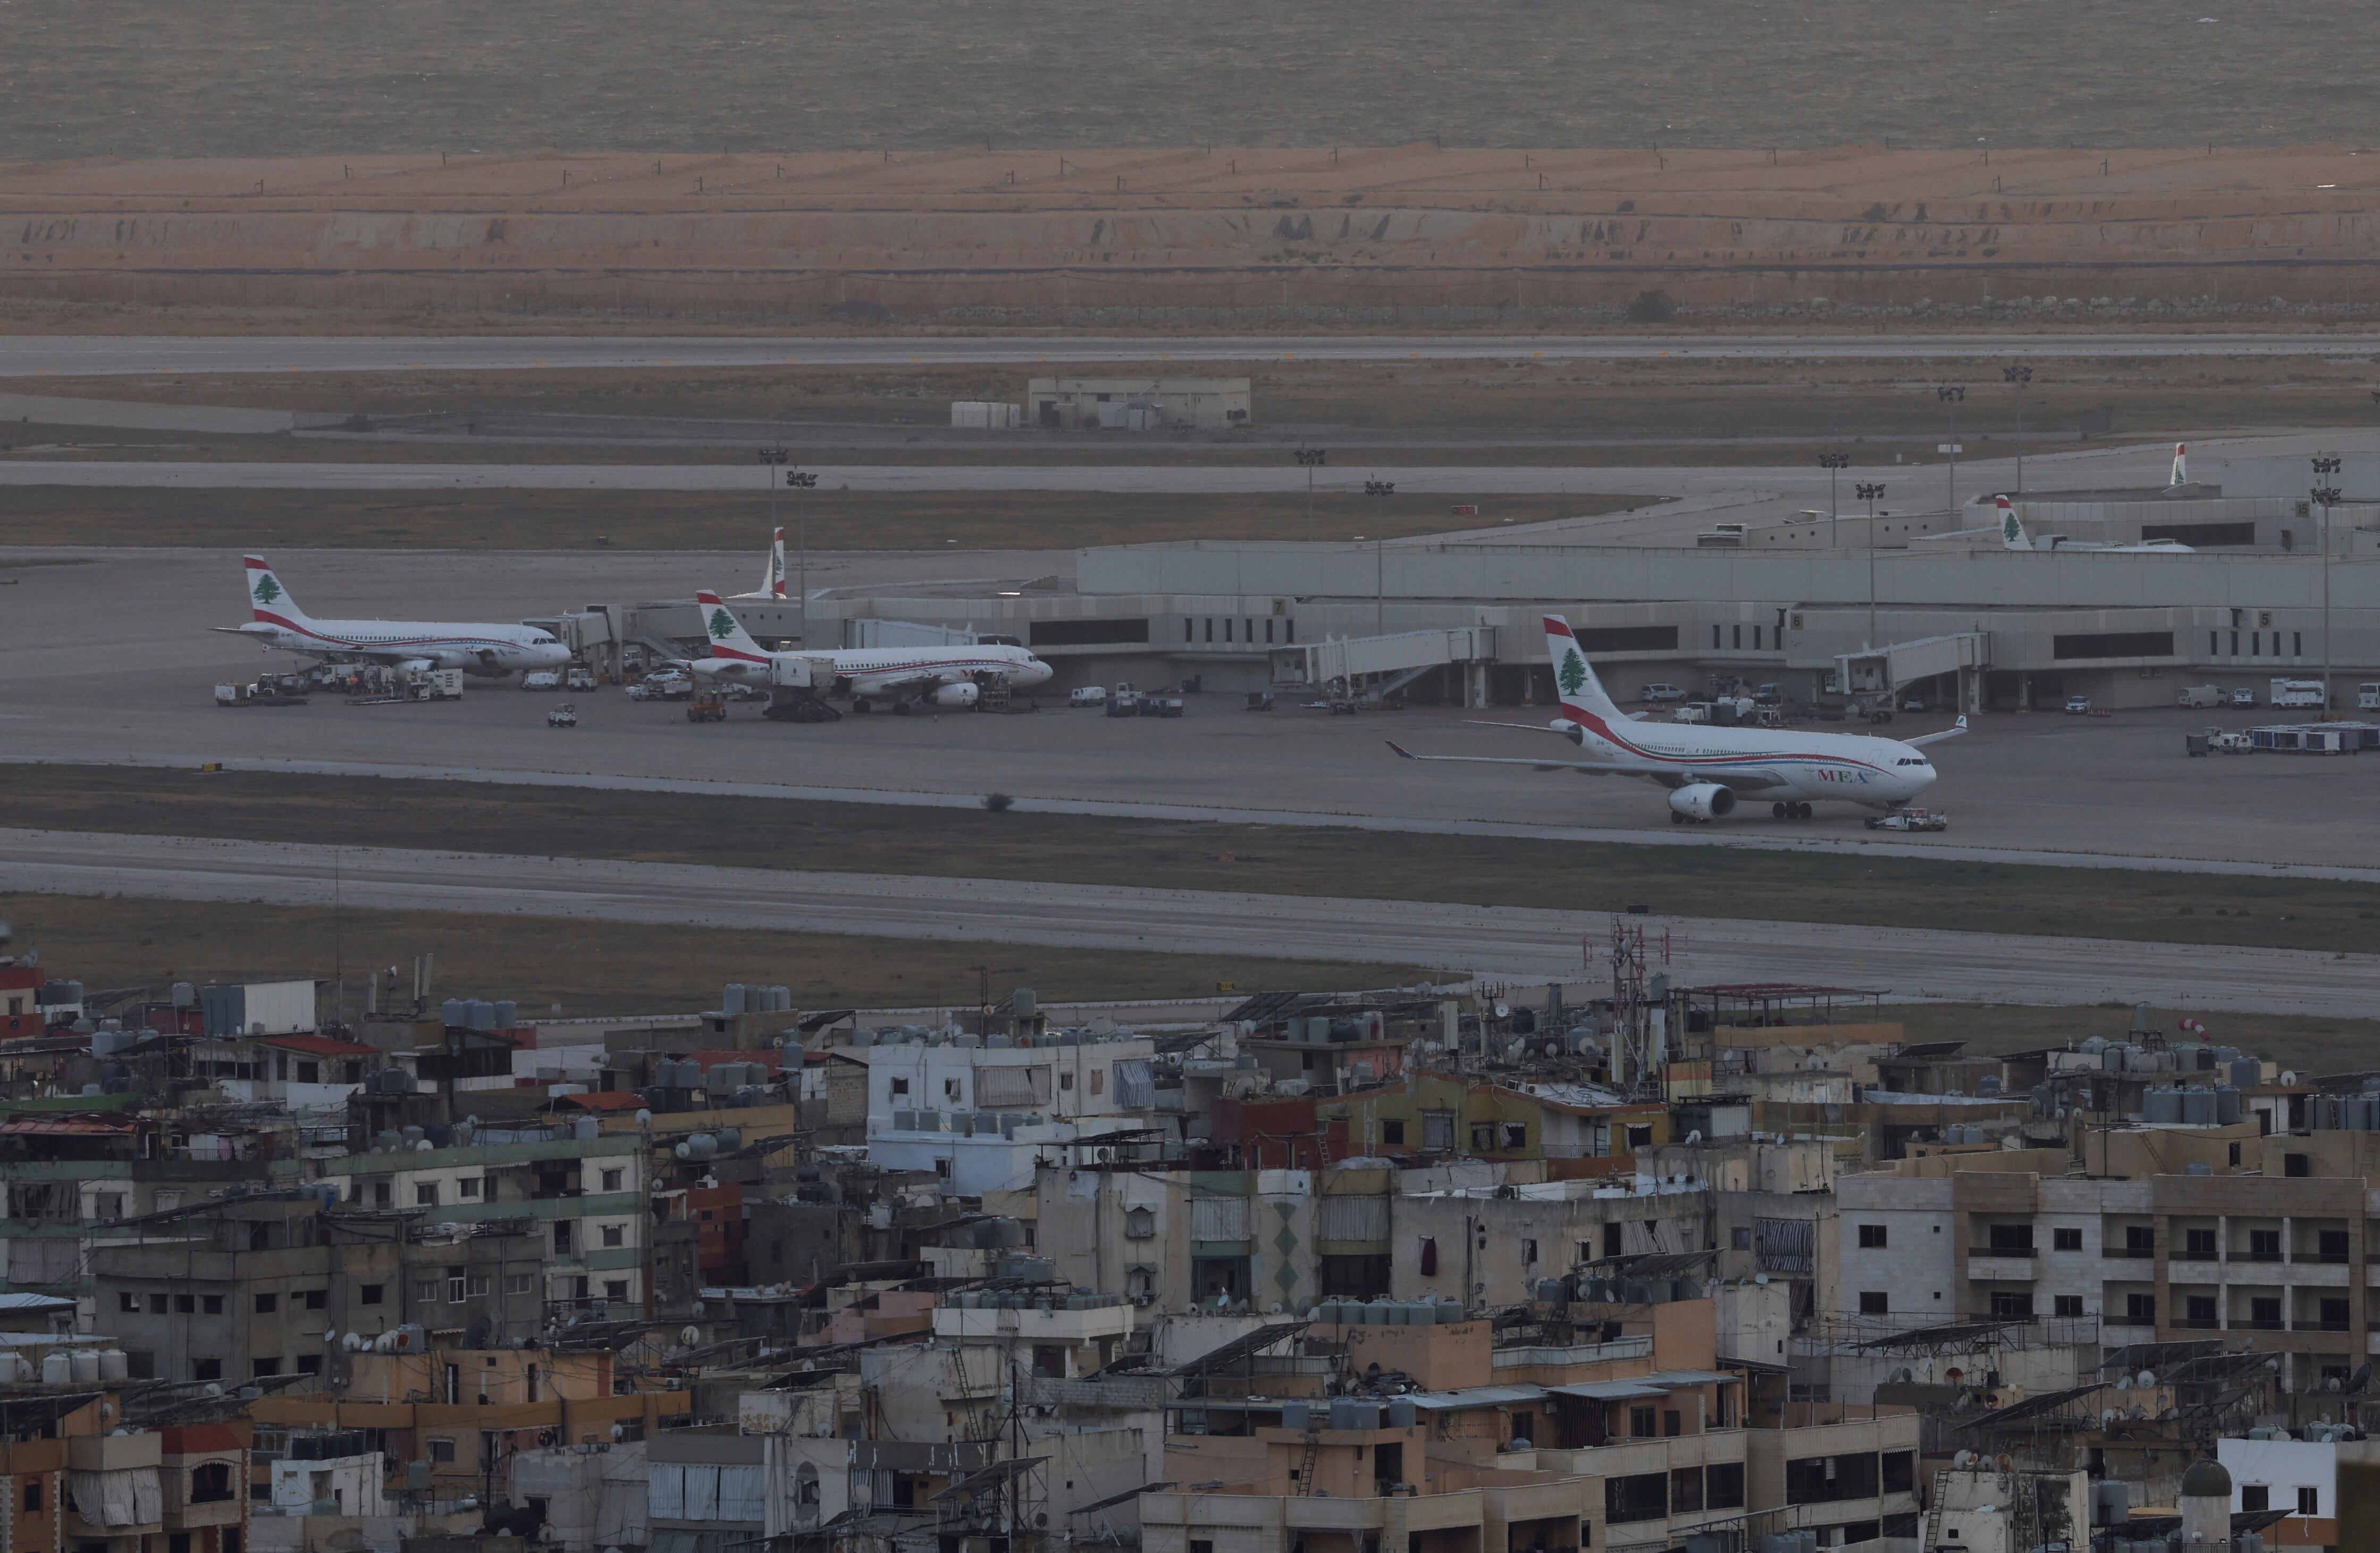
[1387,615,1967,823]
[731,527,788,601]
[1998,496,2193,553]
[219,555,570,678]
[687,590,1054,712]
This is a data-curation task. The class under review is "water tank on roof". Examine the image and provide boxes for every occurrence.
[1282,1399,1311,1431]
[470,1000,498,1030]
[494,1000,517,1029]
[40,1353,70,1386]
[2216,1086,2242,1126]
[722,984,747,1015]
[574,1116,599,1143]
[172,981,195,1009]
[2146,1088,2184,1124]
[69,1350,99,1383]
[2231,1059,2261,1089]
[2183,1088,2217,1125]
[98,1350,128,1382]
[442,998,466,1027]
[424,1124,453,1148]
[1386,1397,1417,1429]
[714,1127,741,1153]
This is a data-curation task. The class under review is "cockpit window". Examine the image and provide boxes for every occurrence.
[1896,757,1929,767]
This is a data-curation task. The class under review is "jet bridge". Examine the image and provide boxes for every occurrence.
[1270,626,1498,707]
[1836,632,1989,713]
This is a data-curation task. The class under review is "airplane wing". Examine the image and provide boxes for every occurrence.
[1384,741,1793,792]
[1904,715,1970,748]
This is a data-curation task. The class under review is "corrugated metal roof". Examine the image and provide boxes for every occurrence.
[1546,1380,1670,1401]
[0,1117,138,1136]
[253,1034,377,1057]
[1405,1384,1547,1412]
[0,1294,73,1311]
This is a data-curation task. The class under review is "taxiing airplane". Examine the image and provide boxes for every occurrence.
[1998,496,2193,553]
[218,555,570,677]
[2170,442,2189,486]
[1386,615,1967,822]
[731,527,789,601]
[687,591,1054,711]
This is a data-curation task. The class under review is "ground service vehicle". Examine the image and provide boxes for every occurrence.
[1640,683,1687,703]
[2231,688,2258,708]
[687,691,727,724]
[2271,678,2327,710]
[1070,686,1107,707]
[520,671,561,692]
[566,666,597,692]
[2177,685,2223,709]
[547,704,577,728]
[2065,696,2092,715]
[1864,807,1948,832]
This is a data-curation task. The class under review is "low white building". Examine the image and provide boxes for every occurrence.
[1027,376,1251,431]
[270,1436,387,1517]
[200,1032,381,1110]
[2218,1431,2379,1540]
[863,1032,1167,1193]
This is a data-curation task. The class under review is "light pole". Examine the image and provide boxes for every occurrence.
[1937,385,1965,518]
[2314,457,2341,715]
[1857,482,1888,650]
[788,471,818,649]
[1819,452,1850,545]
[1365,479,1395,635]
[2002,365,2034,493]
[1296,448,1328,542]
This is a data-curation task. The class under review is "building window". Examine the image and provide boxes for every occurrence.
[505,1275,533,1296]
[1857,1224,1887,1248]
[2053,1227,2082,1251]
[1470,1122,1496,1152]
[602,1169,624,1191]
[2300,1486,2320,1515]
[1860,1291,1889,1314]
[1731,1227,1751,1250]
[303,1289,327,1310]
[190,1463,234,1505]
[416,1280,442,1303]
[254,1294,277,1314]
[2124,1225,2155,1257]
[1712,624,1722,649]
[458,1178,480,1199]
[2287,1154,2310,1178]
[176,1294,195,1313]
[203,1294,224,1314]
[1521,1239,1538,1265]
[602,1224,625,1248]
[2125,1293,2157,1324]
[554,1222,573,1254]
[2294,631,2304,656]
[1503,1123,1528,1150]
[889,1078,909,1097]
[194,1358,221,1381]
[1381,1119,1405,1146]
[1708,1462,1746,1509]
[416,1183,440,1207]
[605,1279,629,1301]
[2054,1295,2084,1318]
[1629,1406,1656,1438]
[23,1481,40,1513]
[118,1292,137,1313]
[2184,1228,2217,1260]
[359,1284,384,1306]
[295,1355,322,1375]
[149,1292,169,1314]
[467,1274,491,1298]
[250,1358,281,1378]
[2243,1485,2270,1513]
[428,1439,456,1464]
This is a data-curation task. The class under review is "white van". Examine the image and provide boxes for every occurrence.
[1069,686,1107,707]
[2359,682,2380,712]
[520,671,562,693]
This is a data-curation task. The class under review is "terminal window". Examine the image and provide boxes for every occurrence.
[2053,632,2174,660]
[1029,619,1149,647]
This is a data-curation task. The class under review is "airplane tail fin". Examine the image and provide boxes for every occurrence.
[1995,497,2030,551]
[694,590,772,662]
[243,554,308,624]
[2170,443,2188,486]
[1543,615,1626,725]
[767,527,787,599]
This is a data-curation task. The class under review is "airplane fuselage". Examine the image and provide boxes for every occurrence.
[241,617,569,677]
[1562,709,1938,808]
[693,644,1054,699]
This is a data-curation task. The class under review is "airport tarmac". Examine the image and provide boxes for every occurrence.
[10,333,2380,378]
[5,544,2378,873]
[5,828,2372,1018]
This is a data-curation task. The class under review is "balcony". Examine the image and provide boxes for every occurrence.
[2103,1246,2156,1260]
[2175,1317,2223,1331]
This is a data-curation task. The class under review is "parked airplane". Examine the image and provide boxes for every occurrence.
[731,527,788,601]
[1998,496,2193,553]
[218,555,570,677]
[686,591,1054,711]
[1386,616,1967,822]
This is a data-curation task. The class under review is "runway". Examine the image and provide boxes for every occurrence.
[7,333,2380,379]
[5,828,2372,1017]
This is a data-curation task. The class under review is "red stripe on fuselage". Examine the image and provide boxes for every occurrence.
[1563,701,1892,775]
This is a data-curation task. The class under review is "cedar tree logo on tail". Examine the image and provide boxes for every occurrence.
[708,607,738,640]
[1558,648,1588,698]
[253,574,282,606]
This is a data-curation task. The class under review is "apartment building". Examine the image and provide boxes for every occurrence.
[318,1129,649,1319]
[863,1030,1167,1193]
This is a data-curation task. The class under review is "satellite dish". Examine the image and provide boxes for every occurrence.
[323,1329,339,1346]
[682,1326,702,1347]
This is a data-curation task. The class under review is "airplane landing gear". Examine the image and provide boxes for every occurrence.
[1773,801,1814,820]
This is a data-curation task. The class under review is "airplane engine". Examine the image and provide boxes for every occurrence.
[1549,718,1585,745]
[930,682,980,709]
[1667,783,1737,821]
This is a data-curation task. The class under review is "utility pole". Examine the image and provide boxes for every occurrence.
[1857,482,1888,650]
[1364,479,1395,635]
[2313,457,2342,716]
[1296,447,1327,543]
[1936,385,1965,518]
[1819,452,1850,546]
[2001,365,2033,493]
